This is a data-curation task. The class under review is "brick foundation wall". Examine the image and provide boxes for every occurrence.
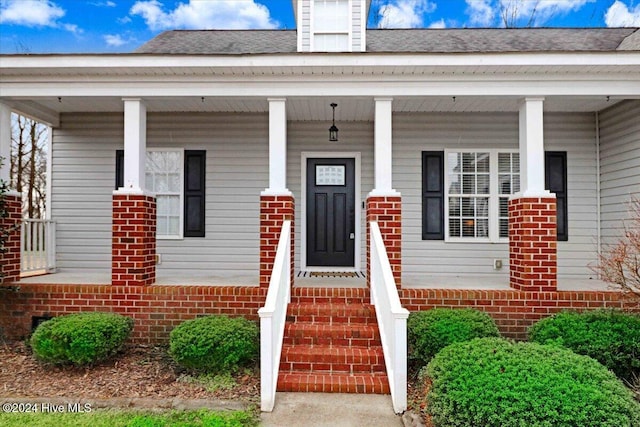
[260,195,294,288]
[112,193,156,286]
[0,284,266,343]
[509,197,557,292]
[1,193,21,285]
[366,196,401,287]
[399,288,637,340]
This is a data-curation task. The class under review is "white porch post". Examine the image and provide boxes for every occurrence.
[0,103,12,185]
[518,97,552,197]
[371,97,399,196]
[264,98,290,195]
[120,98,147,193]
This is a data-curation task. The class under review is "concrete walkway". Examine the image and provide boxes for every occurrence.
[260,393,403,427]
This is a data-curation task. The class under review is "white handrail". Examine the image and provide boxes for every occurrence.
[258,220,291,412]
[20,219,56,273]
[369,221,409,414]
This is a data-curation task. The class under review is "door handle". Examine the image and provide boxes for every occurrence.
[349,233,355,240]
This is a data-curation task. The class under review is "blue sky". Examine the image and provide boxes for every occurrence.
[1,0,639,54]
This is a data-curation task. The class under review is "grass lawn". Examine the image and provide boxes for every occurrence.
[0,408,258,427]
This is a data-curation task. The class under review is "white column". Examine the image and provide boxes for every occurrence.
[118,98,147,194]
[518,97,552,197]
[370,97,399,196]
[0,103,11,185]
[263,98,291,196]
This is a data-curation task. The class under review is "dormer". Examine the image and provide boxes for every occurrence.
[293,0,370,52]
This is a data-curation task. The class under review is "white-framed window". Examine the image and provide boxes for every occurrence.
[145,149,184,239]
[445,149,519,242]
[313,0,350,52]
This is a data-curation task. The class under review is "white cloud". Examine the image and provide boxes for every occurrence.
[466,0,494,26]
[63,23,82,34]
[90,1,116,6]
[104,34,128,47]
[605,1,640,27]
[130,0,278,31]
[378,0,437,28]
[497,0,595,26]
[428,18,446,28]
[0,0,64,27]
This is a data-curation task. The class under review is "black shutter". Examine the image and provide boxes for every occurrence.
[115,149,124,190]
[184,150,206,237]
[422,151,445,240]
[545,151,568,241]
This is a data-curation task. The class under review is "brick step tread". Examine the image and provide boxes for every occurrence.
[287,303,377,323]
[283,323,381,346]
[277,372,390,394]
[280,345,386,373]
[292,287,370,299]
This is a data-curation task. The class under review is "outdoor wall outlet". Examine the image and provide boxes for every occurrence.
[493,259,503,270]
[155,254,162,265]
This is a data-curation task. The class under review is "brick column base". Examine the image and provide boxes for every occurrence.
[509,196,557,292]
[366,195,402,288]
[112,193,156,286]
[1,193,22,284]
[260,194,295,288]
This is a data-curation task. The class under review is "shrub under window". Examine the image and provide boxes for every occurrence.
[425,337,640,427]
[407,308,500,366]
[529,309,640,381]
[169,315,258,374]
[30,312,134,366]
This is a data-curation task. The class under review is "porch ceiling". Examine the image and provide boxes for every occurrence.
[6,95,624,123]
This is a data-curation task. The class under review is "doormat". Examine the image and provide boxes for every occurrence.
[301,271,365,278]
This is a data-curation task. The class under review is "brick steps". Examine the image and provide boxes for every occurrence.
[280,345,385,373]
[283,322,381,346]
[277,287,388,394]
[277,372,390,394]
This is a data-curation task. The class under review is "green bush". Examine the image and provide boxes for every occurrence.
[529,309,640,380]
[169,315,258,373]
[424,337,640,427]
[30,312,134,365]
[407,308,500,366]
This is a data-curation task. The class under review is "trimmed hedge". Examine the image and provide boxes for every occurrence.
[407,308,500,366]
[30,312,134,366]
[169,315,258,373]
[529,309,640,380]
[425,338,640,427]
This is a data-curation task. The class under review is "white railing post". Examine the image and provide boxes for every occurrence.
[258,220,292,412]
[369,221,409,414]
[20,219,56,274]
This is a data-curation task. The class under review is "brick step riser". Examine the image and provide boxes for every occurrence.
[277,373,390,394]
[279,362,386,374]
[284,324,380,340]
[290,297,370,305]
[283,336,382,346]
[286,316,378,325]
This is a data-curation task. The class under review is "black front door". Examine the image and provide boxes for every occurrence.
[307,158,356,267]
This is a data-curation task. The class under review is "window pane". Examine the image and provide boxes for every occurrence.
[499,197,509,217]
[477,218,489,238]
[477,174,490,194]
[168,173,180,192]
[155,174,168,192]
[499,218,509,238]
[462,198,474,216]
[476,153,490,172]
[146,150,182,238]
[449,217,461,237]
[157,197,168,215]
[462,153,475,172]
[169,217,180,235]
[158,217,168,236]
[168,195,180,215]
[449,197,460,216]
[314,0,349,32]
[314,34,349,51]
[462,174,475,194]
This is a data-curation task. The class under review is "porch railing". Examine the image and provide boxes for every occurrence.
[258,220,291,412]
[21,219,56,274]
[369,221,409,414]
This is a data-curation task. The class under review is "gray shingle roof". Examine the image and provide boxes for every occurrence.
[135,28,640,55]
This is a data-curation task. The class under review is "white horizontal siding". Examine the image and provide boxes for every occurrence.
[599,100,640,246]
[51,112,268,277]
[394,112,599,280]
[351,0,362,51]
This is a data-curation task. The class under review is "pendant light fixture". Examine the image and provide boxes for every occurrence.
[329,103,339,142]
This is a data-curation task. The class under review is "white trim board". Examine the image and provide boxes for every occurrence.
[301,151,362,272]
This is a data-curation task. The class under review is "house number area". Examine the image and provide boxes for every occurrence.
[2,402,92,413]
